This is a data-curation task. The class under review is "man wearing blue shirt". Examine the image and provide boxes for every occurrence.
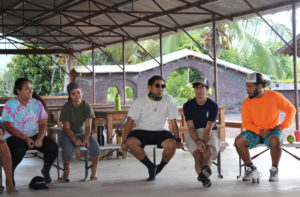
[183,76,220,187]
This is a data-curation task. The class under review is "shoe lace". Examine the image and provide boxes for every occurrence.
[270,168,278,177]
[244,167,253,177]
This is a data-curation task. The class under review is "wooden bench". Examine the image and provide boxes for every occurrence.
[225,121,244,131]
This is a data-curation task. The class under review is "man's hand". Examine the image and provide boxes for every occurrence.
[82,137,90,147]
[74,138,83,146]
[121,141,127,150]
[26,138,35,149]
[197,141,206,152]
[34,138,43,147]
[272,124,283,132]
[260,129,270,139]
[176,142,183,149]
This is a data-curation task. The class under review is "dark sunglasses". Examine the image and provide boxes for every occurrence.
[154,83,166,89]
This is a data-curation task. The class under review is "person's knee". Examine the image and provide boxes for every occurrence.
[203,146,213,157]
[162,139,176,151]
[269,136,281,148]
[62,145,74,159]
[62,149,73,159]
[234,136,248,148]
[89,139,100,157]
[126,138,140,149]
[47,141,59,155]
[193,150,201,160]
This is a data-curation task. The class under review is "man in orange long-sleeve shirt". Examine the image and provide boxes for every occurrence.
[234,72,296,183]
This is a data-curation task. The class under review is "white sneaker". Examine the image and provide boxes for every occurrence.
[242,167,261,183]
[269,167,279,182]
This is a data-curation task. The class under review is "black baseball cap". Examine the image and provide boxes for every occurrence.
[192,76,209,88]
[29,176,48,190]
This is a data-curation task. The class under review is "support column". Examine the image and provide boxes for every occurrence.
[122,37,126,105]
[292,0,299,130]
[213,14,224,140]
[159,27,163,78]
[92,44,96,104]
[68,49,74,83]
[213,14,218,102]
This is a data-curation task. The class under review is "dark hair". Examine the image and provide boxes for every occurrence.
[32,91,48,112]
[67,82,81,102]
[148,75,164,86]
[14,78,31,95]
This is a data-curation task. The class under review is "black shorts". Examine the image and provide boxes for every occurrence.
[127,130,175,148]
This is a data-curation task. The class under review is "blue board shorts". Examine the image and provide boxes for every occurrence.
[238,130,283,149]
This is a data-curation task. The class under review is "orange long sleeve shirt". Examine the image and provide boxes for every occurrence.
[242,90,296,135]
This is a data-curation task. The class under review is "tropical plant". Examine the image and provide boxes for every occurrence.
[5,53,65,96]
[165,68,198,105]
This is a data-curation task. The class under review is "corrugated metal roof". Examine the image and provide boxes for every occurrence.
[1,0,298,52]
[73,48,257,74]
[275,34,300,57]
[270,82,300,90]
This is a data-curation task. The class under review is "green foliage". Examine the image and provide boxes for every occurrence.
[107,86,119,102]
[219,38,294,81]
[179,85,195,102]
[126,86,133,101]
[165,68,198,105]
[0,70,15,96]
[226,19,294,80]
[4,53,65,96]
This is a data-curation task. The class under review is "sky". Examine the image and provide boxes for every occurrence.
[0,8,299,72]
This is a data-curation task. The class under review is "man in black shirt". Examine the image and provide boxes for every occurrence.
[183,76,220,187]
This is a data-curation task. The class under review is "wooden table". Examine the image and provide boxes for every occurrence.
[93,109,128,142]
[225,120,243,130]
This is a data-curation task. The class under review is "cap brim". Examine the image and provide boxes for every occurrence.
[192,82,208,87]
[29,183,48,190]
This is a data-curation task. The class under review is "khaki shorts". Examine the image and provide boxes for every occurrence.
[185,128,220,160]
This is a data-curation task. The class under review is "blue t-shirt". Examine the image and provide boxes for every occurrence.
[183,98,219,130]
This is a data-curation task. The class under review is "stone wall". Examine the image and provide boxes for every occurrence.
[75,56,249,109]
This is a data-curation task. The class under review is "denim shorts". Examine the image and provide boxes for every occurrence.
[238,130,283,149]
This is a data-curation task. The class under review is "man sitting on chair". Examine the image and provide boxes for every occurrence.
[183,76,220,187]
[121,75,183,181]
[234,72,296,182]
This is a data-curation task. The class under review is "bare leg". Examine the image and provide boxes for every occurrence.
[234,136,251,165]
[155,139,176,175]
[0,141,18,194]
[269,136,282,166]
[126,137,156,181]
[90,156,99,180]
[197,147,213,187]
[201,145,214,168]
[193,150,202,175]
[160,139,176,162]
[126,137,146,160]
[62,158,71,181]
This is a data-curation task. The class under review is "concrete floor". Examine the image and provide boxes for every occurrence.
[1,139,300,197]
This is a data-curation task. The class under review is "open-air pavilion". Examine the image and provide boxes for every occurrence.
[0,0,300,196]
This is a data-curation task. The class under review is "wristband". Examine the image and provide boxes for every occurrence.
[175,138,181,143]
